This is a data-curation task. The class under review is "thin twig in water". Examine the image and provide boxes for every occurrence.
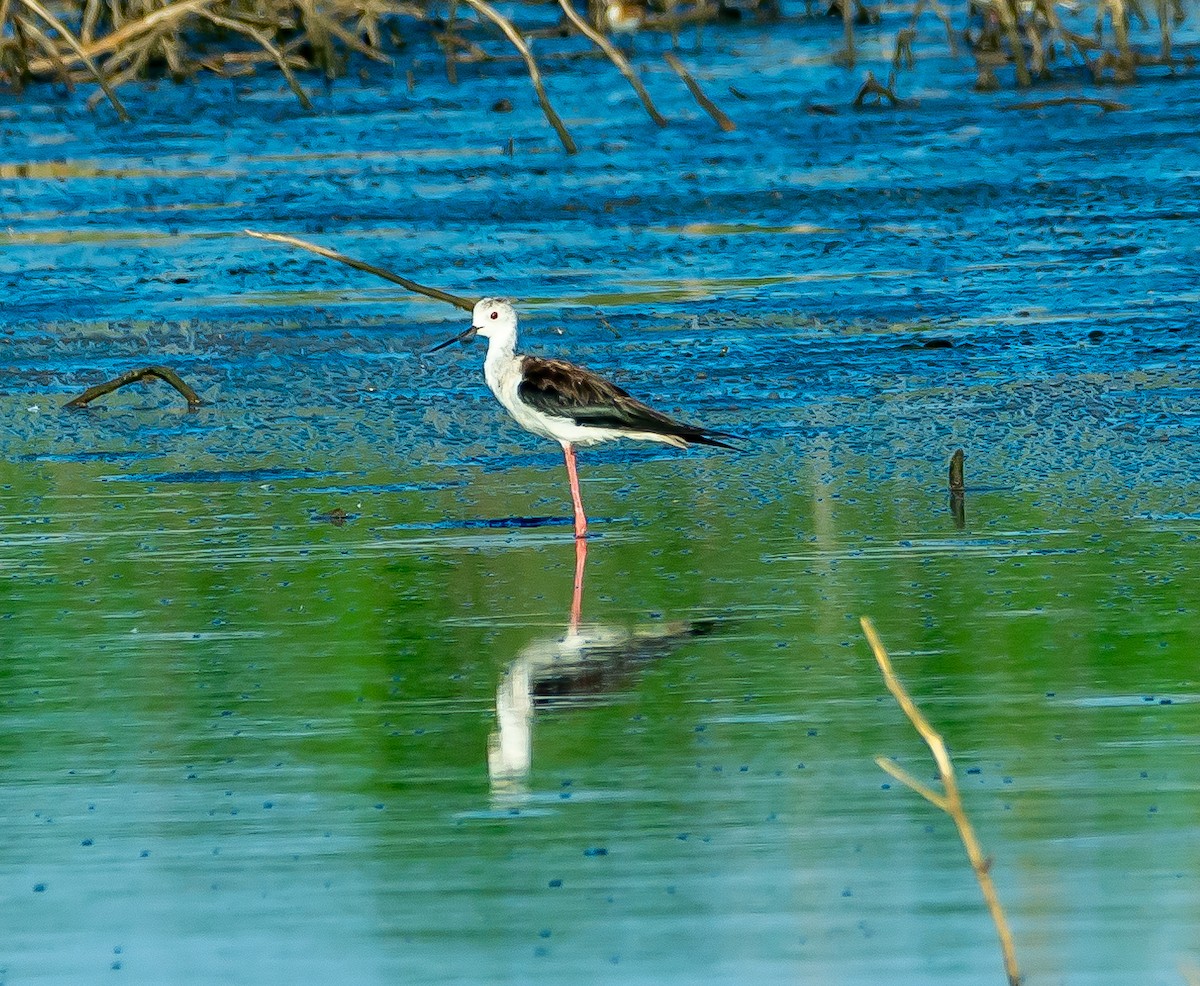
[556,0,668,127]
[462,0,578,154]
[861,617,1022,986]
[245,230,476,310]
[66,365,204,409]
[853,70,905,107]
[663,51,735,131]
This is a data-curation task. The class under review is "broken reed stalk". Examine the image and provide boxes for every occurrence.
[860,617,1021,986]
[555,0,668,128]
[198,9,313,109]
[245,229,477,310]
[461,0,578,154]
[949,448,965,528]
[663,51,736,132]
[65,365,204,409]
[853,70,900,106]
[13,0,129,119]
[949,448,965,494]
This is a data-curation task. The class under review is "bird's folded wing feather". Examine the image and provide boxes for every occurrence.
[517,357,737,448]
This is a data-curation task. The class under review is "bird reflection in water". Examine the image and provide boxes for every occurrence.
[488,538,717,799]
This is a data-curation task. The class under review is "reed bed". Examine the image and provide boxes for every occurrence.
[0,0,1195,127]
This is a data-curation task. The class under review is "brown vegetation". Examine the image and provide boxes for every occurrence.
[0,0,1193,129]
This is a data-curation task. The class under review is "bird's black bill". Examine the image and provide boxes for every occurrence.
[427,326,478,354]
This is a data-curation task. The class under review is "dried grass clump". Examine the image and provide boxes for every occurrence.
[0,0,432,114]
[903,0,1195,90]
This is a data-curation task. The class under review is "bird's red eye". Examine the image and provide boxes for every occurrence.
[490,311,499,320]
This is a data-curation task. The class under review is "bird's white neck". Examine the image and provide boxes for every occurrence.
[483,332,519,401]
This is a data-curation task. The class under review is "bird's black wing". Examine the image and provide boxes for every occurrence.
[517,357,739,449]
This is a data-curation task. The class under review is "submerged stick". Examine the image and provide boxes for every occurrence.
[949,448,965,494]
[1004,96,1129,111]
[663,51,735,131]
[245,230,476,310]
[861,617,1022,986]
[462,0,578,154]
[66,365,204,409]
[949,448,965,529]
[556,0,668,127]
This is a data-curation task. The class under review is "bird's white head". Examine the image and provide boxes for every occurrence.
[472,297,519,346]
[428,297,520,355]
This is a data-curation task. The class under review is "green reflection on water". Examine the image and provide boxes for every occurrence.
[0,438,1197,983]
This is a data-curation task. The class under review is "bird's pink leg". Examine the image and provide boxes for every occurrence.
[569,535,588,631]
[561,443,588,540]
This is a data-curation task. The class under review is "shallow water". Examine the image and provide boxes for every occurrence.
[2,8,1200,985]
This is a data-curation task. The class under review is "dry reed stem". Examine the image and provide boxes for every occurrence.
[462,0,578,154]
[65,365,204,409]
[198,10,313,108]
[860,616,1022,986]
[663,51,735,131]
[556,0,668,127]
[989,0,1032,85]
[14,0,129,117]
[245,229,477,310]
[14,14,74,87]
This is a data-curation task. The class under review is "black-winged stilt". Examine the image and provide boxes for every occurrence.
[430,297,736,540]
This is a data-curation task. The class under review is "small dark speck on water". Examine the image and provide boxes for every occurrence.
[33,883,46,893]
[583,847,608,857]
[966,767,982,775]
[82,838,94,846]
[548,879,563,888]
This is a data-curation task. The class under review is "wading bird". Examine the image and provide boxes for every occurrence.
[430,298,736,540]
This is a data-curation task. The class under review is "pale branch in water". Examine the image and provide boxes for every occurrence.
[65,365,204,409]
[663,51,736,132]
[244,230,476,311]
[860,617,1022,986]
[461,0,578,154]
[556,0,668,128]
